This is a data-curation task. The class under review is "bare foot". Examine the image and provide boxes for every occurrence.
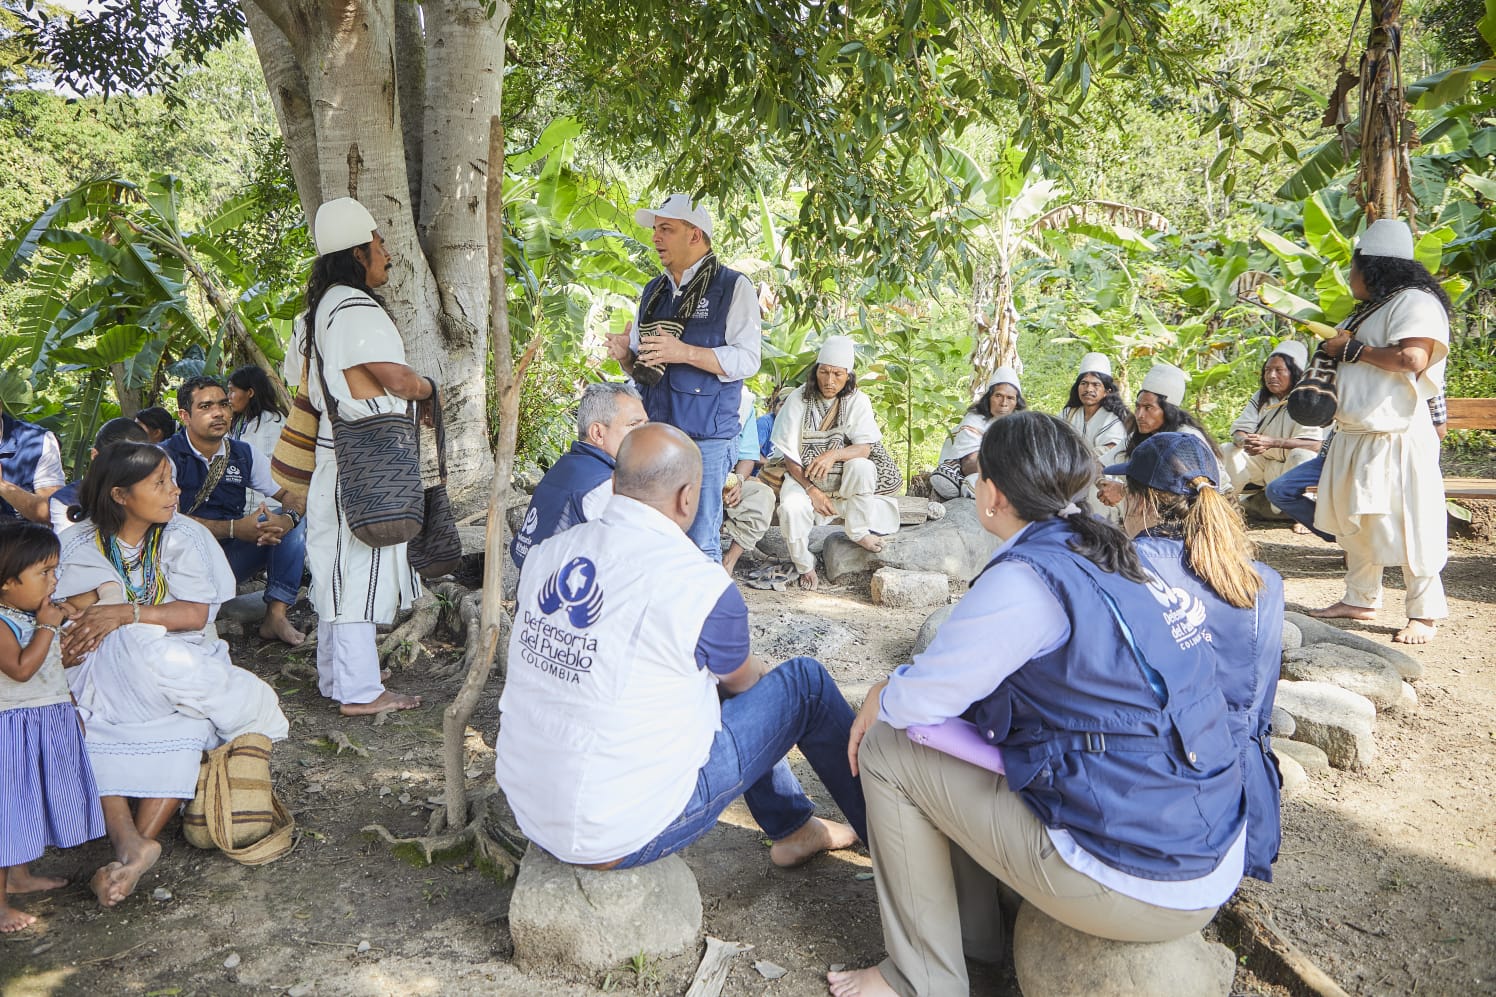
[260,609,306,647]
[722,544,743,577]
[770,817,859,868]
[0,903,36,933]
[340,689,422,716]
[1393,619,1437,645]
[798,570,819,591]
[1308,601,1377,621]
[855,534,885,554]
[6,866,67,894]
[828,966,899,996]
[1292,522,1312,535]
[90,838,161,907]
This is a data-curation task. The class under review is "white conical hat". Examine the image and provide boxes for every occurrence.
[986,365,1021,391]
[1140,362,1188,405]
[313,197,378,256]
[1269,340,1309,368]
[1355,218,1415,260]
[817,335,856,370]
[1078,352,1112,377]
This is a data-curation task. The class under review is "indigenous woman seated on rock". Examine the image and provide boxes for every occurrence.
[1219,341,1324,506]
[930,366,1024,501]
[1059,352,1131,519]
[55,442,288,908]
[1097,361,1223,510]
[829,412,1246,997]
[1108,431,1285,887]
[771,335,901,591]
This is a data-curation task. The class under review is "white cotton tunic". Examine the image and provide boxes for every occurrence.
[304,286,423,625]
[937,411,992,465]
[1222,394,1323,491]
[1063,406,1128,519]
[1315,289,1449,576]
[232,410,287,511]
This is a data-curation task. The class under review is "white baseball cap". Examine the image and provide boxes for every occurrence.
[1140,362,1189,406]
[987,365,1021,391]
[1269,340,1309,369]
[314,197,379,256]
[1355,218,1415,260]
[635,194,714,240]
[1078,352,1112,378]
[817,335,856,371]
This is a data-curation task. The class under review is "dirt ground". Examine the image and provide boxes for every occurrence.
[1,521,1492,997]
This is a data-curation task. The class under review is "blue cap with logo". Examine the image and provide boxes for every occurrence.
[1103,432,1218,495]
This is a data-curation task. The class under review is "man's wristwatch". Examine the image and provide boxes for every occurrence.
[282,508,303,528]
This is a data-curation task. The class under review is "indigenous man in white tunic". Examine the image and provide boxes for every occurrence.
[1220,341,1325,504]
[1310,219,1450,645]
[1059,352,1129,519]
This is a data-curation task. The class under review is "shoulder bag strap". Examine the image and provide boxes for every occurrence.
[818,396,842,433]
[185,451,230,516]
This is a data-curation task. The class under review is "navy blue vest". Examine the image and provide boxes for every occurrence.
[637,265,744,440]
[161,432,253,521]
[510,441,616,569]
[0,414,53,519]
[971,518,1246,882]
[1135,533,1284,881]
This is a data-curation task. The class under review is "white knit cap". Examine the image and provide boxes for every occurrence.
[1140,362,1189,405]
[987,365,1021,391]
[1078,352,1112,377]
[1269,340,1309,369]
[1355,218,1415,260]
[314,197,379,256]
[816,335,856,371]
[634,193,714,239]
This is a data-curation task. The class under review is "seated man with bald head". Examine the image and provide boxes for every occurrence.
[495,423,865,870]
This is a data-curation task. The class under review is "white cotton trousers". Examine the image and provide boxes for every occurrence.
[723,478,776,552]
[1221,443,1316,493]
[316,621,386,705]
[1341,552,1449,621]
[779,458,901,574]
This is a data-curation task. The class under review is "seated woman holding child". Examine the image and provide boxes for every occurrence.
[56,442,287,907]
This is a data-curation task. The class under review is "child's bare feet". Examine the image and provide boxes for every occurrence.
[90,838,161,907]
[0,903,37,932]
[6,865,67,894]
[1393,619,1437,644]
[770,817,859,868]
[340,689,422,716]
[827,965,898,996]
[1308,601,1376,621]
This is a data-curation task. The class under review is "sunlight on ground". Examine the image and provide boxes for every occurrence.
[0,967,75,997]
[716,801,873,868]
[1314,792,1496,880]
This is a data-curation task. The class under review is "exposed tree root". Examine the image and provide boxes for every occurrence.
[362,785,523,881]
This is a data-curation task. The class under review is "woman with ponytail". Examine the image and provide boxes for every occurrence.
[830,413,1246,997]
[1107,431,1286,886]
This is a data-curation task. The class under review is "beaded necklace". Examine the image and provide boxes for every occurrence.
[0,601,37,632]
[98,525,168,606]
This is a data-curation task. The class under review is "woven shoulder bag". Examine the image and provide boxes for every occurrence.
[183,733,295,866]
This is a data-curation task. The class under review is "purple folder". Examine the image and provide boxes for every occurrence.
[906,718,1006,774]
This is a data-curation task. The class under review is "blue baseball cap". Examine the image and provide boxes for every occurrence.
[1103,432,1219,495]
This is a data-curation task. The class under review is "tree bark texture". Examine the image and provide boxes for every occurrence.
[1356,0,1412,221]
[241,0,504,507]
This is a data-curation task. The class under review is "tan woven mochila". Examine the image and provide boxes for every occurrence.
[183,733,296,865]
[270,353,319,500]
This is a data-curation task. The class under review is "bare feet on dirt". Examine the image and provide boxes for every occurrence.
[1308,601,1377,621]
[827,965,899,996]
[340,690,422,716]
[798,570,819,591]
[769,817,859,868]
[855,534,885,554]
[7,866,67,894]
[260,609,306,647]
[1394,619,1437,644]
[0,903,36,933]
[90,838,162,908]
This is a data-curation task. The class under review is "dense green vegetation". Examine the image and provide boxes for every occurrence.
[1,0,1491,477]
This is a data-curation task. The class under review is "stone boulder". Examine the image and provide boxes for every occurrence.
[1278,753,1309,799]
[508,846,702,974]
[1275,681,1377,770]
[218,593,268,624]
[912,605,955,657]
[870,568,950,608]
[1270,706,1296,738]
[1285,612,1422,681]
[1280,645,1403,710]
[822,499,999,584]
[754,525,840,563]
[506,497,531,535]
[1393,681,1418,714]
[1011,903,1234,997]
[1280,620,1302,651]
[1271,737,1329,775]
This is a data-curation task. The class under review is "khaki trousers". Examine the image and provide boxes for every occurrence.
[723,478,776,552]
[858,721,1218,997]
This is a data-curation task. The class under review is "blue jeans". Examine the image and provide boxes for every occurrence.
[219,516,308,606]
[1264,454,1333,542]
[686,436,735,562]
[615,656,867,869]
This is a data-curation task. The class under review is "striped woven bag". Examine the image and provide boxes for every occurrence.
[183,733,295,865]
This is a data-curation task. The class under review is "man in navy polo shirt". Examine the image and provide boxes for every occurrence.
[162,376,307,646]
[0,400,66,524]
[606,195,762,562]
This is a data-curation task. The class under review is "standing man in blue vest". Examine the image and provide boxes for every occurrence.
[161,376,308,646]
[606,194,762,562]
[0,401,66,525]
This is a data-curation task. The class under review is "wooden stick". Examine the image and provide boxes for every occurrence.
[684,937,754,997]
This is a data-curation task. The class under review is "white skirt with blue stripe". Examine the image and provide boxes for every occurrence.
[0,702,107,867]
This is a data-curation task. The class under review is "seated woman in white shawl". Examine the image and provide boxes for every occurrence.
[1059,352,1131,520]
[56,442,287,908]
[1220,341,1323,502]
[930,366,1024,501]
[771,336,901,590]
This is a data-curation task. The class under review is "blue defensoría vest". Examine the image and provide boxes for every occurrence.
[970,517,1246,882]
[510,441,616,569]
[636,265,744,440]
[0,413,53,519]
[1135,533,1284,882]
[161,432,253,521]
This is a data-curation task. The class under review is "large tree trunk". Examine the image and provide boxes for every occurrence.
[241,0,499,508]
[1355,0,1412,220]
[969,257,1021,395]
